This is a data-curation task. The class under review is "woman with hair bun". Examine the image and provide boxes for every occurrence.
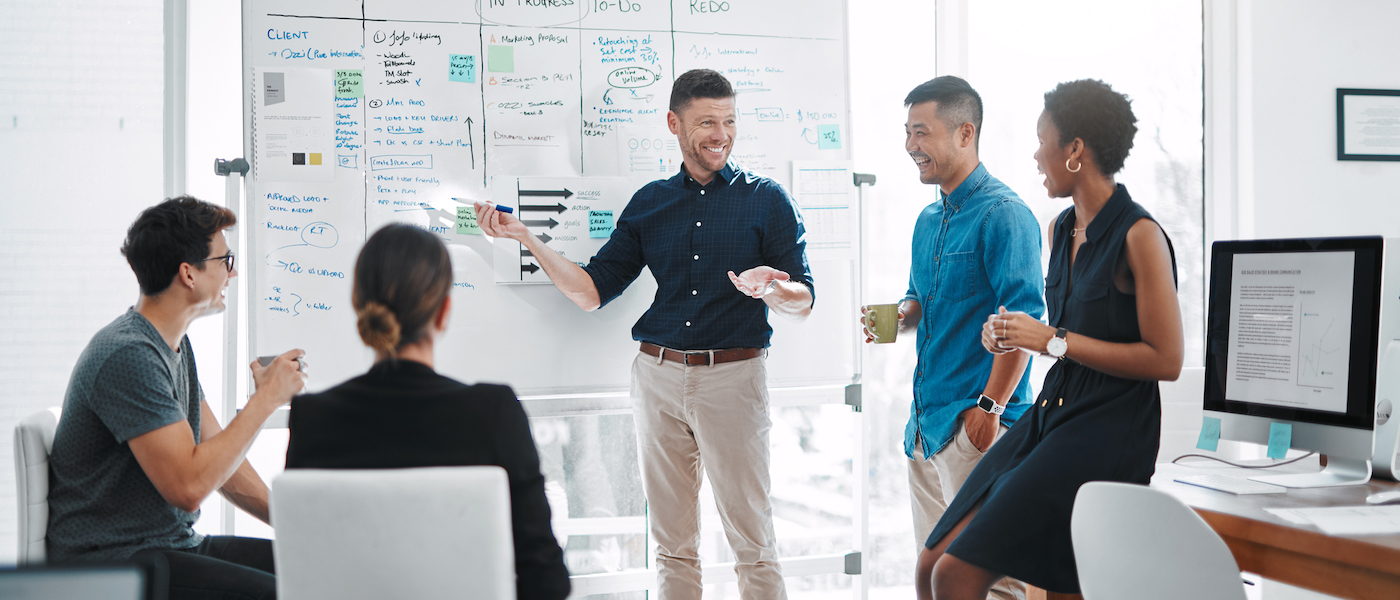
[285,223,570,600]
[916,79,1183,599]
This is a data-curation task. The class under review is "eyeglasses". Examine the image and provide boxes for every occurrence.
[200,253,236,273]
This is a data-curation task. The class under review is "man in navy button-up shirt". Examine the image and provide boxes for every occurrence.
[478,69,812,600]
[869,76,1041,600]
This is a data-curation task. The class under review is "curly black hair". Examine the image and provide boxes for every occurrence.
[121,196,236,296]
[1043,79,1137,175]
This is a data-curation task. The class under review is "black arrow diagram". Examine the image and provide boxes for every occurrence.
[465,117,476,170]
[519,188,573,199]
[520,203,567,213]
[536,233,552,244]
[521,248,533,258]
[521,218,559,229]
[521,263,540,275]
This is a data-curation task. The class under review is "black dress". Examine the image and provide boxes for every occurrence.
[285,359,571,600]
[924,184,1175,594]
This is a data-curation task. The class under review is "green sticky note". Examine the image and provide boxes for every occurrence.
[1196,416,1221,452]
[448,54,476,83]
[334,70,363,98]
[589,210,614,238]
[818,124,841,150]
[457,206,482,235]
[487,45,514,73]
[1267,422,1293,460]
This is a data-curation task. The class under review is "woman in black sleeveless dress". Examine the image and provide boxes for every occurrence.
[915,80,1184,599]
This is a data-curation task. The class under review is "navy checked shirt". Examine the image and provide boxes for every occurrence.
[582,163,814,350]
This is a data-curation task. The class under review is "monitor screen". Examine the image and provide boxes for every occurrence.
[1205,236,1384,431]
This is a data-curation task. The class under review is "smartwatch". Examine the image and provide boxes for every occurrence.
[1046,327,1069,358]
[977,394,1005,415]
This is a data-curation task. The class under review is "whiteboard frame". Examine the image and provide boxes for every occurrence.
[235,2,867,596]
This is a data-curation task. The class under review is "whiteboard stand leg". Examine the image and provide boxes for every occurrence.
[851,173,875,600]
[215,157,249,537]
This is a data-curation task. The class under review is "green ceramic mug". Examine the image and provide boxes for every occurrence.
[862,304,899,344]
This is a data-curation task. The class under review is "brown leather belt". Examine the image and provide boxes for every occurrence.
[640,342,762,366]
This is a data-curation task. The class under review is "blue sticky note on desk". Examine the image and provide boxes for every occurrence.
[1267,422,1292,460]
[818,124,841,150]
[1196,416,1221,452]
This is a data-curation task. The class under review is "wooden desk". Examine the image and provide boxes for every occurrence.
[1152,462,1400,600]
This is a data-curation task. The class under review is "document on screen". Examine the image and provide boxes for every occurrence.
[1225,251,1355,413]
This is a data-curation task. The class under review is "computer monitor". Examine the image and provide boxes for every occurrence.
[1204,236,1400,488]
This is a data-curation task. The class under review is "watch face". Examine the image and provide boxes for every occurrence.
[1047,337,1068,357]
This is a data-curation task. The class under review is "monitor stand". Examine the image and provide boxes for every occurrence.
[1249,456,1372,488]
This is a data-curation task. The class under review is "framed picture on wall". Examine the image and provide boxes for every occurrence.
[1337,88,1400,161]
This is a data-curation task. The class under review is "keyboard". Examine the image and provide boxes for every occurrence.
[1174,473,1288,495]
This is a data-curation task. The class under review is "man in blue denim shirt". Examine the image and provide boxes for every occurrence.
[874,76,1042,600]
[477,69,812,600]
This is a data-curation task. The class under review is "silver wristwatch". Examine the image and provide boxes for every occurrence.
[1046,327,1069,358]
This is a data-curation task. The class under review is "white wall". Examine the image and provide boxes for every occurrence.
[1212,0,1400,242]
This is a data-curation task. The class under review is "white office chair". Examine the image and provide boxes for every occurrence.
[271,466,516,600]
[1071,481,1247,600]
[13,407,61,564]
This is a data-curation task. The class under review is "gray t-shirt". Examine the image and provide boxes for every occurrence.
[47,309,205,562]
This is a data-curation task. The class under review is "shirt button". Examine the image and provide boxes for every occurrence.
[696,221,702,227]
[686,321,692,327]
[692,290,698,295]
[700,190,706,196]
[694,254,699,260]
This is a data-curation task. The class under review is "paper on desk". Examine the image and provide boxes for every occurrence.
[1265,505,1400,535]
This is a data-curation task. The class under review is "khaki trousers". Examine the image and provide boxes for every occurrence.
[631,351,786,600]
[909,420,1025,600]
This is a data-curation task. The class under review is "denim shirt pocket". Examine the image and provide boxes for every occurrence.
[937,251,977,302]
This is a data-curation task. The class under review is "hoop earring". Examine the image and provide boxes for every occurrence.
[1065,158,1082,173]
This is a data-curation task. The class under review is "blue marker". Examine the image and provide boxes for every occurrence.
[450,197,512,213]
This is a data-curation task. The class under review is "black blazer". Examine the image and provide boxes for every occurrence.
[285,359,569,600]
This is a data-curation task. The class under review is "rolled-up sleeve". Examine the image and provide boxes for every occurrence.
[762,183,815,306]
[581,193,647,308]
[983,199,1044,319]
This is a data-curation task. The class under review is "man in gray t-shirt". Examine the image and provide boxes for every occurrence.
[47,197,305,600]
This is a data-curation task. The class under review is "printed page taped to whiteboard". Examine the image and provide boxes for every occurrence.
[792,160,855,261]
[490,176,635,284]
[253,67,335,183]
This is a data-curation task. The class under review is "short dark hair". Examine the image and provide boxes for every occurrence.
[121,196,236,296]
[1043,79,1137,175]
[353,224,453,359]
[669,69,734,114]
[904,75,984,147]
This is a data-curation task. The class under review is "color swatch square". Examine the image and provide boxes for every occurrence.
[309,153,322,166]
[487,45,514,73]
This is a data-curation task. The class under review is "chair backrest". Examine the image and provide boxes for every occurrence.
[13,407,61,564]
[271,466,516,600]
[1071,482,1246,600]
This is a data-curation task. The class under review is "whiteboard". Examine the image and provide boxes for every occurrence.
[241,0,857,396]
